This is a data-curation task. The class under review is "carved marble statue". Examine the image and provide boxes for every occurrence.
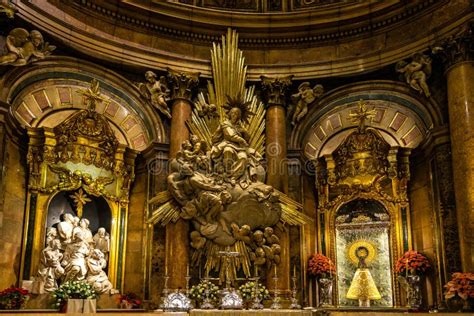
[46,227,58,247]
[0,28,55,66]
[36,217,115,293]
[57,213,74,246]
[74,218,93,244]
[395,53,432,97]
[37,239,64,292]
[290,82,324,126]
[62,230,90,282]
[86,249,113,294]
[93,227,110,261]
[167,95,282,271]
[138,70,172,119]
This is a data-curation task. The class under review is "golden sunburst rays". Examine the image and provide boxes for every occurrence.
[278,191,314,226]
[347,239,377,266]
[189,28,266,155]
[147,191,181,226]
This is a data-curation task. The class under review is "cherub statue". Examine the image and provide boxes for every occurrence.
[263,227,279,245]
[138,71,172,119]
[290,82,324,126]
[395,53,432,97]
[231,223,252,245]
[190,231,207,249]
[0,28,55,66]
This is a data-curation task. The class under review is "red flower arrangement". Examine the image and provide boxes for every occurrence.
[395,250,430,276]
[0,287,30,310]
[117,292,142,309]
[444,272,474,300]
[308,253,336,278]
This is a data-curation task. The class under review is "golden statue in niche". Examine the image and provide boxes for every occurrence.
[346,241,381,307]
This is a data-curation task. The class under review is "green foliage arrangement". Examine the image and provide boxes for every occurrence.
[238,281,270,302]
[189,280,220,304]
[51,281,98,310]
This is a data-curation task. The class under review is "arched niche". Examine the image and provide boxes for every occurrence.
[0,56,167,149]
[46,191,112,235]
[20,79,138,291]
[334,199,393,307]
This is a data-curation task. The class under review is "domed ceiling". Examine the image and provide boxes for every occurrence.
[11,0,469,78]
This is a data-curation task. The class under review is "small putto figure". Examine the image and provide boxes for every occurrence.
[290,82,324,126]
[138,70,172,119]
[0,28,55,66]
[395,53,432,97]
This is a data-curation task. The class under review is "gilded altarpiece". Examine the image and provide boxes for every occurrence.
[316,102,412,307]
[21,80,137,290]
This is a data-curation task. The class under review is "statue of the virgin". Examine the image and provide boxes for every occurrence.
[346,245,381,307]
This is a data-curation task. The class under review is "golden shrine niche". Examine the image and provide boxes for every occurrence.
[21,80,137,290]
[315,101,412,307]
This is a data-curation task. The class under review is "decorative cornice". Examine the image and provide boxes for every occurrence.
[72,0,442,48]
[167,68,200,102]
[13,0,473,79]
[260,75,293,107]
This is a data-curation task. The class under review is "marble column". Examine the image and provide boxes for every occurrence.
[438,26,474,271]
[261,75,293,293]
[165,68,200,289]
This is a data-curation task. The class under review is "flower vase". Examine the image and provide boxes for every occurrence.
[318,277,333,307]
[405,274,422,309]
[66,298,84,314]
[83,299,96,313]
[446,296,464,312]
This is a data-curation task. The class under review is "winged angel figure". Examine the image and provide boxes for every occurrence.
[44,165,113,196]
[137,71,172,119]
[395,53,432,97]
[151,29,311,280]
[290,82,324,126]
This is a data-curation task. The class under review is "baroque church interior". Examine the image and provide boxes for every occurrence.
[0,0,473,315]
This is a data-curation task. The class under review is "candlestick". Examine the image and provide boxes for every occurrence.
[405,258,408,278]
[293,265,296,278]
[274,264,277,276]
[186,264,189,276]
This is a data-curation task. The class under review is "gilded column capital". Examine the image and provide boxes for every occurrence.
[260,75,294,107]
[433,23,474,70]
[166,68,200,102]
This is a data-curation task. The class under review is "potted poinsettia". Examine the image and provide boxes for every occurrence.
[117,292,142,309]
[308,253,336,307]
[395,250,431,309]
[395,250,431,276]
[0,287,30,310]
[444,272,474,312]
